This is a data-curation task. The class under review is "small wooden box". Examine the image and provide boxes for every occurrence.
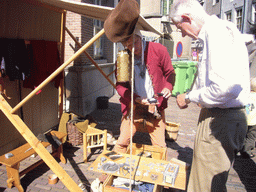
[126,143,167,160]
[103,175,163,192]
[165,121,180,141]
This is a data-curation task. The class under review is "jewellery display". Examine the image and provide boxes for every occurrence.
[150,174,158,181]
[88,151,186,191]
[101,161,120,173]
[100,157,107,164]
[163,163,179,186]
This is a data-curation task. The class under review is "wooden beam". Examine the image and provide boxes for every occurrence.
[58,10,67,118]
[107,70,115,77]
[0,95,83,192]
[22,0,65,13]
[11,28,105,114]
[65,27,116,89]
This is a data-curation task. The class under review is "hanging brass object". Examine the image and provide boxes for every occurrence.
[116,49,131,82]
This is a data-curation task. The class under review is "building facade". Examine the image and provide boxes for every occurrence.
[207,0,256,36]
[64,0,116,115]
[64,0,182,116]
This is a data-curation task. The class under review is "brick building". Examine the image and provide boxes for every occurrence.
[64,0,115,115]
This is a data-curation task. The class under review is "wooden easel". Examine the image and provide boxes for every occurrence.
[0,29,105,192]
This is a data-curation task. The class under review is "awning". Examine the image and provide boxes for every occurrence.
[39,0,163,36]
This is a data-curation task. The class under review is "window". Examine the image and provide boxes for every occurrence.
[198,0,204,6]
[161,0,173,15]
[93,0,103,59]
[252,3,256,23]
[213,0,219,5]
[236,9,243,31]
[226,12,232,22]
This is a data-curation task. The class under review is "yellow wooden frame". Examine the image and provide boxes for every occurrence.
[83,126,107,162]
[0,17,105,192]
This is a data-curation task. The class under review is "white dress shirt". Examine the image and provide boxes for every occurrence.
[189,15,250,108]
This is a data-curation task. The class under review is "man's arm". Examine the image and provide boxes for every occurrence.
[160,45,176,98]
[188,23,247,108]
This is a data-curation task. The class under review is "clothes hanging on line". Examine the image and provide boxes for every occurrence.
[23,40,62,89]
[0,39,62,89]
[0,38,31,81]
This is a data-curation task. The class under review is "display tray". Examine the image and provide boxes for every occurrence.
[88,150,186,190]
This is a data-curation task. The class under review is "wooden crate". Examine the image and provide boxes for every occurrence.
[103,175,163,192]
[126,143,167,160]
[165,121,180,141]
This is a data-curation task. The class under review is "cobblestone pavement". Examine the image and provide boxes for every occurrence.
[0,94,255,192]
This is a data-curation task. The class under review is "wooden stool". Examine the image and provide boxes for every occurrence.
[0,131,66,192]
[83,126,107,162]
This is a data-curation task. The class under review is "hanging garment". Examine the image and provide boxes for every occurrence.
[0,38,30,81]
[23,40,62,89]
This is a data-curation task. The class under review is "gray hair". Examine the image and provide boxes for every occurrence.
[170,0,207,23]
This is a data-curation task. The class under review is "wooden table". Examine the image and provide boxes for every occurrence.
[88,151,187,190]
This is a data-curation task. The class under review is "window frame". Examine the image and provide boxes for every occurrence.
[236,8,243,32]
[225,11,232,22]
[252,3,256,24]
[93,0,104,59]
[213,0,219,6]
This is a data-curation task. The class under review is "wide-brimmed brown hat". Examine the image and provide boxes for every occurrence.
[104,0,140,43]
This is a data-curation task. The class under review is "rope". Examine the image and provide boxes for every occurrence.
[129,32,135,192]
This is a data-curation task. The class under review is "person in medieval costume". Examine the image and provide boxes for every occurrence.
[104,0,176,153]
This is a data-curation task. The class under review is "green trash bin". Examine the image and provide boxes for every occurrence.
[172,62,189,96]
[184,61,197,92]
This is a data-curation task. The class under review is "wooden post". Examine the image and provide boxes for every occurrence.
[65,27,116,89]
[0,95,83,192]
[11,28,105,114]
[58,10,67,118]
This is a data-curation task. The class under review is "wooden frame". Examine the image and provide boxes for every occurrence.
[0,131,66,192]
[0,3,105,189]
[65,27,116,89]
[83,126,107,162]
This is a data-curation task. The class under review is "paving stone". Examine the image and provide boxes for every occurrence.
[0,94,255,191]
[34,184,51,191]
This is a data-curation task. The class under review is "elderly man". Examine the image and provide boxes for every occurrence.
[170,0,250,191]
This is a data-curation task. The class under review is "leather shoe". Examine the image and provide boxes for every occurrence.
[241,152,255,159]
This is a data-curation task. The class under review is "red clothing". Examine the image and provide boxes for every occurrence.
[116,41,175,115]
[23,40,62,89]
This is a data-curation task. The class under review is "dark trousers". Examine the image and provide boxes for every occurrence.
[242,125,256,153]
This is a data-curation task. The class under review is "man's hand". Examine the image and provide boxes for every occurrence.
[161,88,172,99]
[176,93,188,109]
[135,97,158,105]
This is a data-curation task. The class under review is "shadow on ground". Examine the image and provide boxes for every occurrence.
[89,102,122,136]
[233,156,256,192]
